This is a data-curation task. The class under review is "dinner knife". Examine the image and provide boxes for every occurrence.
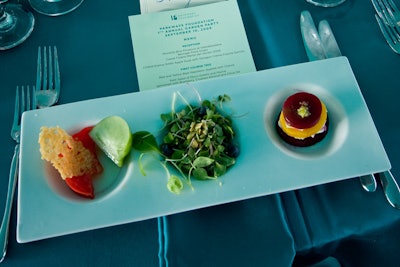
[300,10,327,61]
[318,19,342,58]
[359,174,377,192]
[378,170,400,209]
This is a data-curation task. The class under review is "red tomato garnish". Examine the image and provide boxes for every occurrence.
[65,175,94,199]
[65,126,99,199]
[73,126,96,153]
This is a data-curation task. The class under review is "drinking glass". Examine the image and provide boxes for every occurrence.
[0,1,35,50]
[29,0,84,16]
[305,0,346,7]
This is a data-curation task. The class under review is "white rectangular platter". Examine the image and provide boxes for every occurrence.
[17,57,390,243]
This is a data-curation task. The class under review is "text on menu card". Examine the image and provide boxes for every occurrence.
[129,0,256,91]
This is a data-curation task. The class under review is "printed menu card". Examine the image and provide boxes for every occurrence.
[129,0,256,91]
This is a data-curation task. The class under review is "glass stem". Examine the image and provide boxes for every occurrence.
[0,5,4,20]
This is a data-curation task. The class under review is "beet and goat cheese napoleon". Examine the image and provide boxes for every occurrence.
[276,92,329,147]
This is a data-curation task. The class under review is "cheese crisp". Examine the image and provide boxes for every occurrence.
[38,126,102,179]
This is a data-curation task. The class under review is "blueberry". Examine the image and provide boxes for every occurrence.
[160,143,174,157]
[226,143,240,158]
[197,106,207,117]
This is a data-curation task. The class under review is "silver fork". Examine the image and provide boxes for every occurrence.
[371,0,400,27]
[375,14,400,54]
[0,86,36,262]
[36,46,61,108]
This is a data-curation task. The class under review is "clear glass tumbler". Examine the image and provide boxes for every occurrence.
[0,1,35,50]
[305,0,346,7]
[29,0,85,16]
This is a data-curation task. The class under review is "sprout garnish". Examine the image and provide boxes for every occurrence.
[131,91,239,194]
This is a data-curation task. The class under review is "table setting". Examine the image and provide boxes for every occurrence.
[0,0,400,266]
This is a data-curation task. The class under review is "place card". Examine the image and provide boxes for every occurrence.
[129,0,256,91]
[139,0,225,14]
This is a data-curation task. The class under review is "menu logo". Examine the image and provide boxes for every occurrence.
[169,11,199,21]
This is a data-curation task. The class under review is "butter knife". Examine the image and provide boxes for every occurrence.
[359,174,377,192]
[300,10,326,61]
[379,170,400,209]
[318,20,342,58]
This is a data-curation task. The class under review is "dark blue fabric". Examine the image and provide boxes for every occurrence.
[162,195,295,267]
[284,179,400,266]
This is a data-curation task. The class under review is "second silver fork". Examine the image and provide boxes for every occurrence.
[371,0,400,27]
[375,14,400,54]
[36,46,61,108]
[0,86,36,262]
[371,0,400,54]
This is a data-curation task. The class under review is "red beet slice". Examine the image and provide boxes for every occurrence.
[282,92,322,129]
[276,117,329,147]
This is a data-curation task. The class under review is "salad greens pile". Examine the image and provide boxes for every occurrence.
[131,93,239,194]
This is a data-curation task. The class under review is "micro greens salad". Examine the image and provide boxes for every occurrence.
[132,92,240,194]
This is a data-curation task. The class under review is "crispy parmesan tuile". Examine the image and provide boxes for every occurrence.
[38,126,102,180]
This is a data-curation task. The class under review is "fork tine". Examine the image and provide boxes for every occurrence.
[25,86,30,112]
[386,0,400,19]
[11,86,36,141]
[373,0,400,27]
[43,46,48,92]
[382,0,398,25]
[31,85,37,109]
[378,0,394,25]
[35,46,61,108]
[19,86,35,122]
[48,46,53,91]
[380,14,400,42]
[36,47,42,92]
[373,0,392,26]
[11,87,20,136]
[375,14,400,54]
[53,46,60,100]
[20,86,26,126]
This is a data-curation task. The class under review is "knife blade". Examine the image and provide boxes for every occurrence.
[359,174,377,192]
[318,19,342,58]
[378,170,400,209]
[300,10,326,61]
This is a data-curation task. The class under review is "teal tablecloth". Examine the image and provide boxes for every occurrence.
[0,0,399,266]
[160,0,400,266]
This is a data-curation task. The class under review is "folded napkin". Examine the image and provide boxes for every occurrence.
[140,0,225,13]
